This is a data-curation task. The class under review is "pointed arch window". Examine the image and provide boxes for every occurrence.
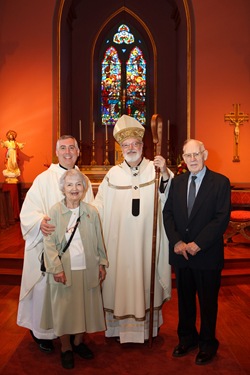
[101,24,147,127]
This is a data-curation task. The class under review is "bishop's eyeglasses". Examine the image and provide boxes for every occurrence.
[121,142,143,149]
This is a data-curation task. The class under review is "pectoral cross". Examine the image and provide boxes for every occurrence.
[224,104,249,162]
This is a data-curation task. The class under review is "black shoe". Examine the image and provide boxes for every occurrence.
[39,340,55,353]
[172,343,198,357]
[195,350,215,365]
[30,330,54,353]
[72,342,94,359]
[61,350,74,369]
[30,330,40,344]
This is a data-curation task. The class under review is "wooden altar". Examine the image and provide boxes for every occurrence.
[79,165,112,195]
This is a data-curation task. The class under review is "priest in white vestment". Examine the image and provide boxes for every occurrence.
[17,135,94,352]
[93,115,174,344]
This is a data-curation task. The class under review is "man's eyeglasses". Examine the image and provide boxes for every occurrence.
[121,142,143,149]
[183,150,205,160]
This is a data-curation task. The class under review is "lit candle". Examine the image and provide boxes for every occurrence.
[167,120,170,141]
[105,123,108,141]
[79,120,82,141]
[92,121,95,141]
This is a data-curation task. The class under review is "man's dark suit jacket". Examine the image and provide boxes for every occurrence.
[163,168,231,270]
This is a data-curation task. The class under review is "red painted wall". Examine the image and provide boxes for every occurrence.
[0,1,56,185]
[193,0,250,183]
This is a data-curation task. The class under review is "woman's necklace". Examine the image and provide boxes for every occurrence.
[66,206,79,234]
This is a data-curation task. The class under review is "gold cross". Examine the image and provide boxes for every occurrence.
[224,104,249,162]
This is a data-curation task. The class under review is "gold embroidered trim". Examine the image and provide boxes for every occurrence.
[105,176,155,190]
[104,299,167,321]
[114,128,145,144]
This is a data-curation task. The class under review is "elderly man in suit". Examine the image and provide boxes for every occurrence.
[163,139,231,365]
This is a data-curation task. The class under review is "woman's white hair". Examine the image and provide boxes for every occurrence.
[59,168,87,192]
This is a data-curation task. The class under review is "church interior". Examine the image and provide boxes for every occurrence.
[0,0,250,374]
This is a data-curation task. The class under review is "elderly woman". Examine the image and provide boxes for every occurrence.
[40,169,108,369]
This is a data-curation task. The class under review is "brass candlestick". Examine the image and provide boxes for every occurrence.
[90,140,97,165]
[103,139,110,165]
[166,139,171,165]
[78,140,83,165]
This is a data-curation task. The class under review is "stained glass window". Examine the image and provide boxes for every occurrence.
[101,47,121,126]
[126,47,146,125]
[101,24,147,127]
[113,24,134,44]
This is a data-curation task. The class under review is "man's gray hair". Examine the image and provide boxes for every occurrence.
[56,135,79,150]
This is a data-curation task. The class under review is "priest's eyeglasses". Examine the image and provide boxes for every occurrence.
[121,142,143,149]
[183,150,205,160]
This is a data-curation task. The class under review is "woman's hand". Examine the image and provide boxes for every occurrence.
[53,271,67,284]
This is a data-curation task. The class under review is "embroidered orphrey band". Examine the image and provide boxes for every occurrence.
[105,176,156,190]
